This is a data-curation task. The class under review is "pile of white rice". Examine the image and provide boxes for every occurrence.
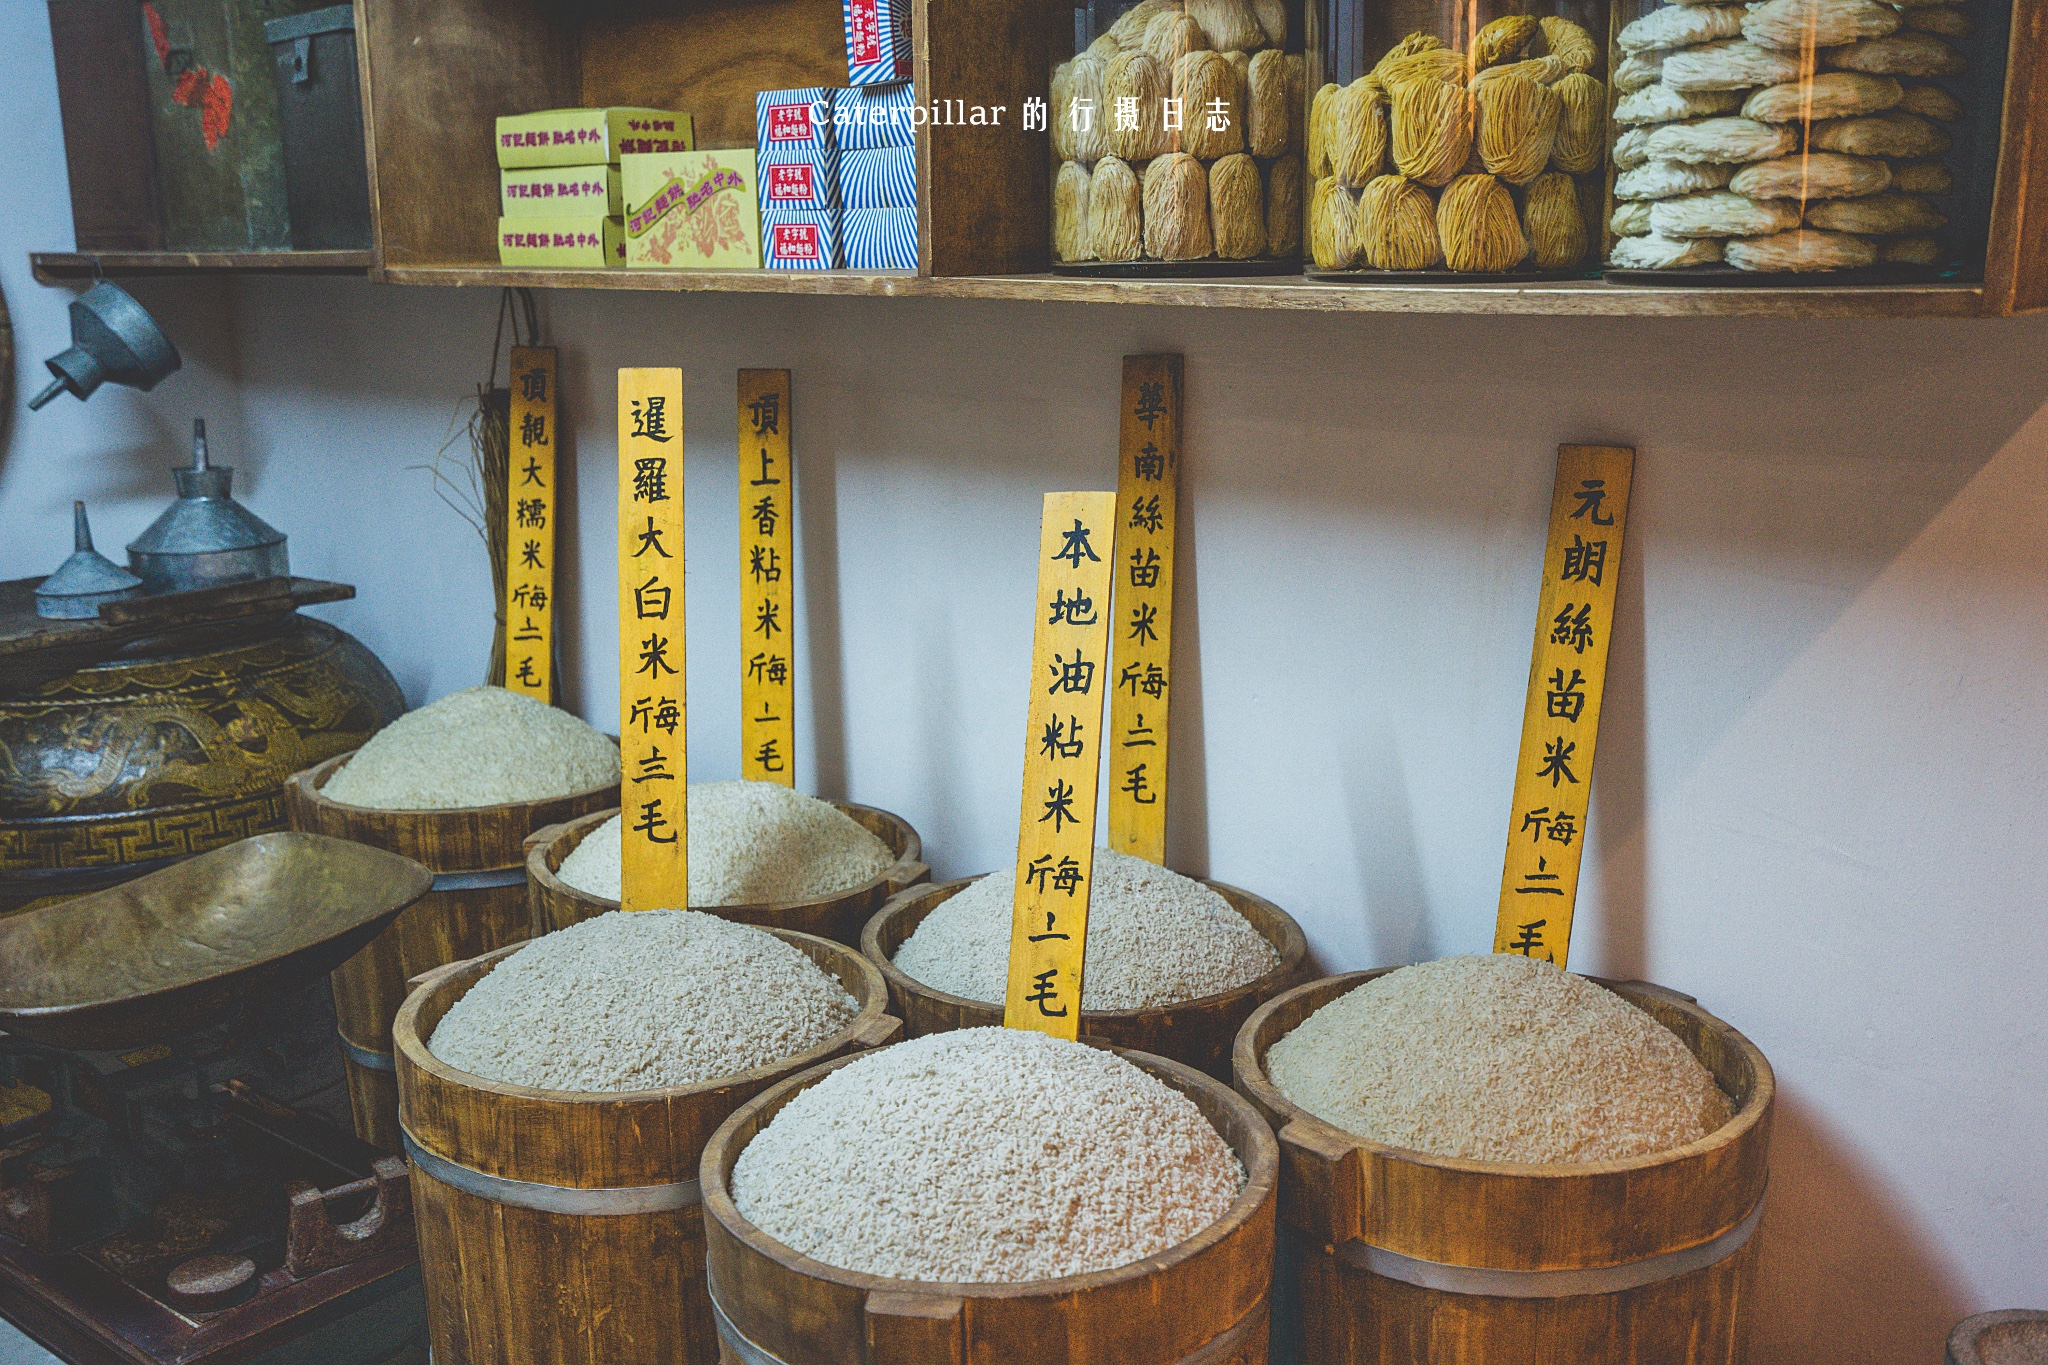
[731,1028,1242,1283]
[891,848,1278,1010]
[322,686,619,810]
[1266,954,1733,1164]
[427,910,858,1092]
[556,780,894,906]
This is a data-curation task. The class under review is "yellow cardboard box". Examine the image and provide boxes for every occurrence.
[496,216,624,268]
[622,150,763,269]
[501,165,622,217]
[494,108,693,169]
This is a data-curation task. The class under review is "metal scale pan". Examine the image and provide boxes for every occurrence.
[0,832,432,1051]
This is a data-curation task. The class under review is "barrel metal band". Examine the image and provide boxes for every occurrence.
[1339,1187,1766,1299]
[711,1288,1265,1365]
[401,1129,700,1216]
[340,1038,396,1072]
[429,866,527,892]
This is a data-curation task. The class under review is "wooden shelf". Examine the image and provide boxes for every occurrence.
[378,264,1992,317]
[30,251,377,283]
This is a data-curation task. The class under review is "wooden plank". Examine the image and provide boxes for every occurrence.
[618,368,689,912]
[1984,0,2048,313]
[505,348,558,702]
[30,251,374,281]
[1493,446,1635,969]
[739,370,796,785]
[45,0,165,252]
[1106,355,1183,864]
[1003,492,1118,1040]
[915,0,1054,275]
[579,0,847,151]
[373,265,1996,315]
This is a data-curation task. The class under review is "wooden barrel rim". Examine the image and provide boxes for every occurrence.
[289,750,621,871]
[861,874,1309,1024]
[394,930,898,1186]
[528,802,928,919]
[701,1042,1279,1301]
[1233,967,1776,1274]
[1236,967,1774,1180]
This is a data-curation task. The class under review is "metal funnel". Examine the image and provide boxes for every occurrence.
[36,502,145,619]
[28,281,183,410]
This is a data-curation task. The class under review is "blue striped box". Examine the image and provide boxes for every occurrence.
[759,155,841,212]
[842,0,912,85]
[838,83,916,149]
[756,88,836,153]
[844,207,917,269]
[762,212,843,270]
[840,147,917,210]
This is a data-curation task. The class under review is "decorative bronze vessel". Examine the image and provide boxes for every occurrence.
[0,597,402,916]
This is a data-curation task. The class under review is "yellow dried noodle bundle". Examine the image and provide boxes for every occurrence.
[1265,154,1303,256]
[1107,0,1180,51]
[1358,174,1442,269]
[1537,16,1600,74]
[1064,55,1108,163]
[1523,170,1587,269]
[1143,12,1208,73]
[1309,176,1360,268]
[1176,50,1244,159]
[1209,152,1266,257]
[1391,78,1475,187]
[1087,156,1144,261]
[1474,14,1540,68]
[1105,50,1173,161]
[1308,82,1340,176]
[1438,172,1526,271]
[1330,77,1390,186]
[1186,0,1266,52]
[1376,48,1470,87]
[1550,72,1606,173]
[1246,49,1293,157]
[1143,152,1214,259]
[1475,73,1560,184]
[1054,160,1094,261]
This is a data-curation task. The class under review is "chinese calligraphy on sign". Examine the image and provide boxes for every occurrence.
[1494,445,1635,968]
[1108,355,1181,865]
[504,348,557,701]
[619,369,688,912]
[1004,492,1118,1042]
[739,370,795,786]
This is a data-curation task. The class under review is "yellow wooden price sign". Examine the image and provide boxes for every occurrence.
[739,369,794,786]
[1003,492,1119,1040]
[1494,444,1636,968]
[618,368,687,912]
[504,346,557,701]
[1107,354,1181,864]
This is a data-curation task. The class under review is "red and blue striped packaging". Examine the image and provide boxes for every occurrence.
[842,0,912,86]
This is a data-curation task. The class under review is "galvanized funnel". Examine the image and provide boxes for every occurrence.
[28,281,183,410]
[36,502,144,619]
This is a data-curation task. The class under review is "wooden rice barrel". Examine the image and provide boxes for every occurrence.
[285,751,617,1150]
[396,931,900,1365]
[861,875,1308,1081]
[1232,969,1775,1365]
[526,802,928,944]
[701,1043,1278,1365]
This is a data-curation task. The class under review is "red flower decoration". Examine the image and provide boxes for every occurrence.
[201,73,232,150]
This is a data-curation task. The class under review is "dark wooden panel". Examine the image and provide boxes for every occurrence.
[358,0,574,268]
[1984,0,2048,313]
[46,0,166,251]
[580,0,850,150]
[916,0,1052,275]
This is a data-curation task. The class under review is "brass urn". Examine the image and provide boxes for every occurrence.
[0,613,402,915]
